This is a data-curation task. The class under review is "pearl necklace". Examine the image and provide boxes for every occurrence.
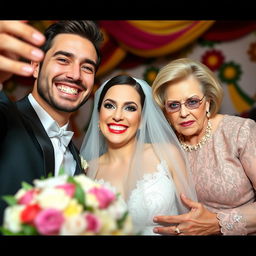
[179,120,212,152]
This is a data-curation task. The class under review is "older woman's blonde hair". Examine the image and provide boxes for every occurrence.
[152,58,224,117]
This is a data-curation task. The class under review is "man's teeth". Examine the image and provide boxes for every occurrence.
[109,125,127,131]
[57,85,78,95]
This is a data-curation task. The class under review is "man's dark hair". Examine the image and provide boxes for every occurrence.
[41,20,103,70]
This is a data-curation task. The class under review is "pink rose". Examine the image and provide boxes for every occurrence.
[85,213,101,233]
[18,189,38,205]
[56,183,76,197]
[35,209,64,235]
[89,187,115,209]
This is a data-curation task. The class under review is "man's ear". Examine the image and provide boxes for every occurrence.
[31,61,40,78]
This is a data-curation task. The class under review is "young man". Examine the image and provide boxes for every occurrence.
[0,20,103,223]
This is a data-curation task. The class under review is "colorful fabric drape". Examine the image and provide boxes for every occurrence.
[26,20,256,78]
[98,20,215,76]
[201,21,256,41]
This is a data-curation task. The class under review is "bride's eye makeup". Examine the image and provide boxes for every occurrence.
[124,104,137,112]
[103,102,116,109]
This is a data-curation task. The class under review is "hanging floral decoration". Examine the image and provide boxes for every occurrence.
[217,61,254,112]
[201,49,225,71]
[218,61,242,84]
[143,66,160,85]
[247,41,256,62]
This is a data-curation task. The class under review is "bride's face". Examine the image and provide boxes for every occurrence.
[99,84,142,148]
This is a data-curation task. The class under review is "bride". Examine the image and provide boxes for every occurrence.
[80,75,197,235]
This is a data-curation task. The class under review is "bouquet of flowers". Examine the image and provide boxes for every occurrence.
[1,174,134,235]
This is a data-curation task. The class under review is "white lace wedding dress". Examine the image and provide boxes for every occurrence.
[96,161,178,235]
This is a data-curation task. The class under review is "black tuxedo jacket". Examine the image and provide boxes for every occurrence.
[0,91,84,224]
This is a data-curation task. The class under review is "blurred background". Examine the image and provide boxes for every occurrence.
[3,20,256,148]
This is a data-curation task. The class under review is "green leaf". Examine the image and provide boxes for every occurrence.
[67,176,75,184]
[117,211,129,229]
[22,224,39,235]
[21,181,33,190]
[47,172,53,178]
[0,227,20,235]
[2,195,17,206]
[39,175,46,180]
[58,167,66,176]
[67,177,86,208]
[74,183,86,207]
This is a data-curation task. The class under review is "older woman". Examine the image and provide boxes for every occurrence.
[151,58,256,235]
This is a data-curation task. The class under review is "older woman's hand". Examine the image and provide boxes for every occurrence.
[153,193,221,235]
[0,20,45,84]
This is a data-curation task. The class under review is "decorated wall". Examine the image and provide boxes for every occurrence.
[3,21,256,148]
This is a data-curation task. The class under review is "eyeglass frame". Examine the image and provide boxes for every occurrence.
[165,95,205,113]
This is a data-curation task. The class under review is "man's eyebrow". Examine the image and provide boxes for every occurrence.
[53,50,73,58]
[53,50,97,68]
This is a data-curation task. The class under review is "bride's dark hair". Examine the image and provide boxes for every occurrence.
[97,75,145,111]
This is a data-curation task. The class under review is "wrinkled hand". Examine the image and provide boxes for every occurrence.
[0,20,45,84]
[153,193,221,235]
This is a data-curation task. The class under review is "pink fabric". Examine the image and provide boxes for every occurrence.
[185,115,256,235]
[99,21,199,50]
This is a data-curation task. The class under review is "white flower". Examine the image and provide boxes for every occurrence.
[34,175,68,189]
[80,156,88,170]
[60,214,87,235]
[106,197,128,220]
[96,210,117,234]
[74,174,100,192]
[37,187,70,210]
[3,205,25,233]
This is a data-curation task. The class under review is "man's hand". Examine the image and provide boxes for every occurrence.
[0,20,45,84]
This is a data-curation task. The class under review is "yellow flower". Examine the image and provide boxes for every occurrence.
[64,199,83,217]
[86,194,99,209]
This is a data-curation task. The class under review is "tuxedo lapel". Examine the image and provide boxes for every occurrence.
[69,142,83,175]
[16,96,55,177]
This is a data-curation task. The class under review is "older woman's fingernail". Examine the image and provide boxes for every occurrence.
[153,228,158,233]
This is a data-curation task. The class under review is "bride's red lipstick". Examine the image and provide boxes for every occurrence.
[108,123,128,134]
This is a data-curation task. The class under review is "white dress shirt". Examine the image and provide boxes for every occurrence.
[28,94,76,176]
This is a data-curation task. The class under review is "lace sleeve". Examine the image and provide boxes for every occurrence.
[216,118,256,235]
[216,209,247,235]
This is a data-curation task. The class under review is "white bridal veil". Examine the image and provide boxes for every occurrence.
[80,76,197,214]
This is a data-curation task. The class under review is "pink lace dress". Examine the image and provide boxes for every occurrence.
[185,115,256,235]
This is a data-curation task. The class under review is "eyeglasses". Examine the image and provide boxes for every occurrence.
[165,95,205,113]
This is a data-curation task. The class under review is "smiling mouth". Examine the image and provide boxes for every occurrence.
[108,124,128,134]
[56,84,83,96]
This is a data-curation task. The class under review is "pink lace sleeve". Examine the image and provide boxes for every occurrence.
[216,209,247,235]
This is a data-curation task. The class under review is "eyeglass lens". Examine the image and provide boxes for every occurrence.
[166,96,204,113]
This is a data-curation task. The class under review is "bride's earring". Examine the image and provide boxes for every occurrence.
[206,110,211,118]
